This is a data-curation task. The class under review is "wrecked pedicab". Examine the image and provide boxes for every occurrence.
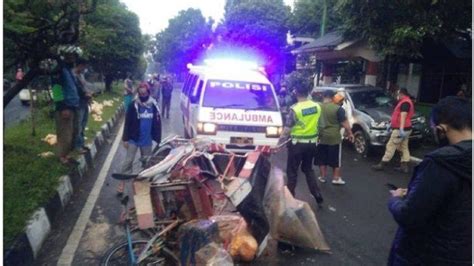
[102,135,330,265]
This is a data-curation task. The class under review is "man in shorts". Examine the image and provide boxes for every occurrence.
[315,90,354,185]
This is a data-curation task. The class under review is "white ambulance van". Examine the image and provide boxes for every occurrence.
[180,59,283,152]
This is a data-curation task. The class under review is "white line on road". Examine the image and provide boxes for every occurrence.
[410,156,423,164]
[57,122,123,266]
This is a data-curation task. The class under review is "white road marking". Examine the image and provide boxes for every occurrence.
[410,156,423,164]
[57,122,123,265]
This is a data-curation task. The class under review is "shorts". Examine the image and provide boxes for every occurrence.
[314,143,342,168]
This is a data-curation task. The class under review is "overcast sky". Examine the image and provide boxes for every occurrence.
[121,0,295,35]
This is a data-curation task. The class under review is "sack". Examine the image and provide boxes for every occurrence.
[229,220,258,262]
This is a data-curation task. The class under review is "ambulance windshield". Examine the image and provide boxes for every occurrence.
[202,80,278,111]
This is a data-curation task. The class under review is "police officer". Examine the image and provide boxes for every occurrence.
[278,86,324,207]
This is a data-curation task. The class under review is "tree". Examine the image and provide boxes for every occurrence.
[81,0,144,90]
[336,0,472,58]
[152,8,213,73]
[288,0,339,38]
[220,0,291,74]
[3,0,98,108]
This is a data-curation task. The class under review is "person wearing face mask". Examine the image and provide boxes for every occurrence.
[372,88,414,173]
[118,83,162,194]
[387,96,471,266]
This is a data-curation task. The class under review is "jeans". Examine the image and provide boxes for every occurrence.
[162,96,171,118]
[75,102,89,149]
[121,143,152,174]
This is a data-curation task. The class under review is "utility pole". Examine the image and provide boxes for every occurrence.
[320,0,327,37]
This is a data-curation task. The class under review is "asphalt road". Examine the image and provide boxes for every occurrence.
[4,94,31,128]
[34,86,424,265]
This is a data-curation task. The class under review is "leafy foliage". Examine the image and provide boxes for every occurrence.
[288,0,339,38]
[220,0,291,74]
[3,0,98,107]
[152,8,213,73]
[285,70,314,92]
[81,0,144,90]
[336,0,472,58]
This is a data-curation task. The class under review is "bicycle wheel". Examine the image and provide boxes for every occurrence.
[101,240,179,266]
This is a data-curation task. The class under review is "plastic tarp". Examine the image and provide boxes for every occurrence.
[263,167,330,251]
[235,154,271,244]
[195,242,233,266]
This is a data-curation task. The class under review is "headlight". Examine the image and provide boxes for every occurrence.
[371,121,389,129]
[416,116,426,124]
[266,126,282,137]
[197,122,217,135]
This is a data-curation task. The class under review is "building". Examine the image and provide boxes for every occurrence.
[291,31,472,104]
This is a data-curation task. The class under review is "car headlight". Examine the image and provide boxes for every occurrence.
[197,122,217,135]
[266,126,282,138]
[371,121,389,129]
[416,116,426,124]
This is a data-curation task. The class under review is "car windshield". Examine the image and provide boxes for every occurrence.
[349,90,394,109]
[202,80,278,111]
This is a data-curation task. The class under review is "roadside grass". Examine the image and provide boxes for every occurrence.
[3,83,122,247]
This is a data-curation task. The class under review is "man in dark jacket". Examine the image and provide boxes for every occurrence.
[387,96,471,266]
[161,76,173,119]
[118,83,162,193]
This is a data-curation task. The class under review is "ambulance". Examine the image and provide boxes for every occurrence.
[180,59,283,152]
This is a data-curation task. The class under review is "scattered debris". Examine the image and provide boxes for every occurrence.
[42,134,57,146]
[92,113,103,122]
[328,206,336,212]
[38,151,55,158]
[102,100,114,107]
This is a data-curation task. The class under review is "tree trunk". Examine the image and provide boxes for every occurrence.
[105,75,113,92]
[4,68,39,108]
[29,87,37,136]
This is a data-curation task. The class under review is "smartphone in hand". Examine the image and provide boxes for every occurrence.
[386,183,398,190]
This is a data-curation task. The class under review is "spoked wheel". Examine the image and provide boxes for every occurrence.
[101,240,179,266]
[353,130,369,156]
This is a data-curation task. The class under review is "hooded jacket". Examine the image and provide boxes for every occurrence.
[388,140,472,265]
[122,98,161,145]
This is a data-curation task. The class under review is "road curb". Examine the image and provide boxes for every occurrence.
[4,104,125,266]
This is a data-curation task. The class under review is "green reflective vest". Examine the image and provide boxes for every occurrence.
[290,100,321,141]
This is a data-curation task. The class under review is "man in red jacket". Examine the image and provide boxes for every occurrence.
[372,88,414,173]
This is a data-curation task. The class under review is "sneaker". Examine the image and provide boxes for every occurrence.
[332,178,346,185]
[318,176,327,183]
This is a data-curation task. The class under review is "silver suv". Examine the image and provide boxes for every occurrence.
[312,84,428,155]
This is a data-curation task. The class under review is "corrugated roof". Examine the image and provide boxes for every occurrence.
[292,31,345,53]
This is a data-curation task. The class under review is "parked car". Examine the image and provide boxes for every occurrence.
[312,84,428,155]
[19,89,37,105]
[19,87,54,106]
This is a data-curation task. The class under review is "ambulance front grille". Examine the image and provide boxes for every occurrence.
[217,125,266,133]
